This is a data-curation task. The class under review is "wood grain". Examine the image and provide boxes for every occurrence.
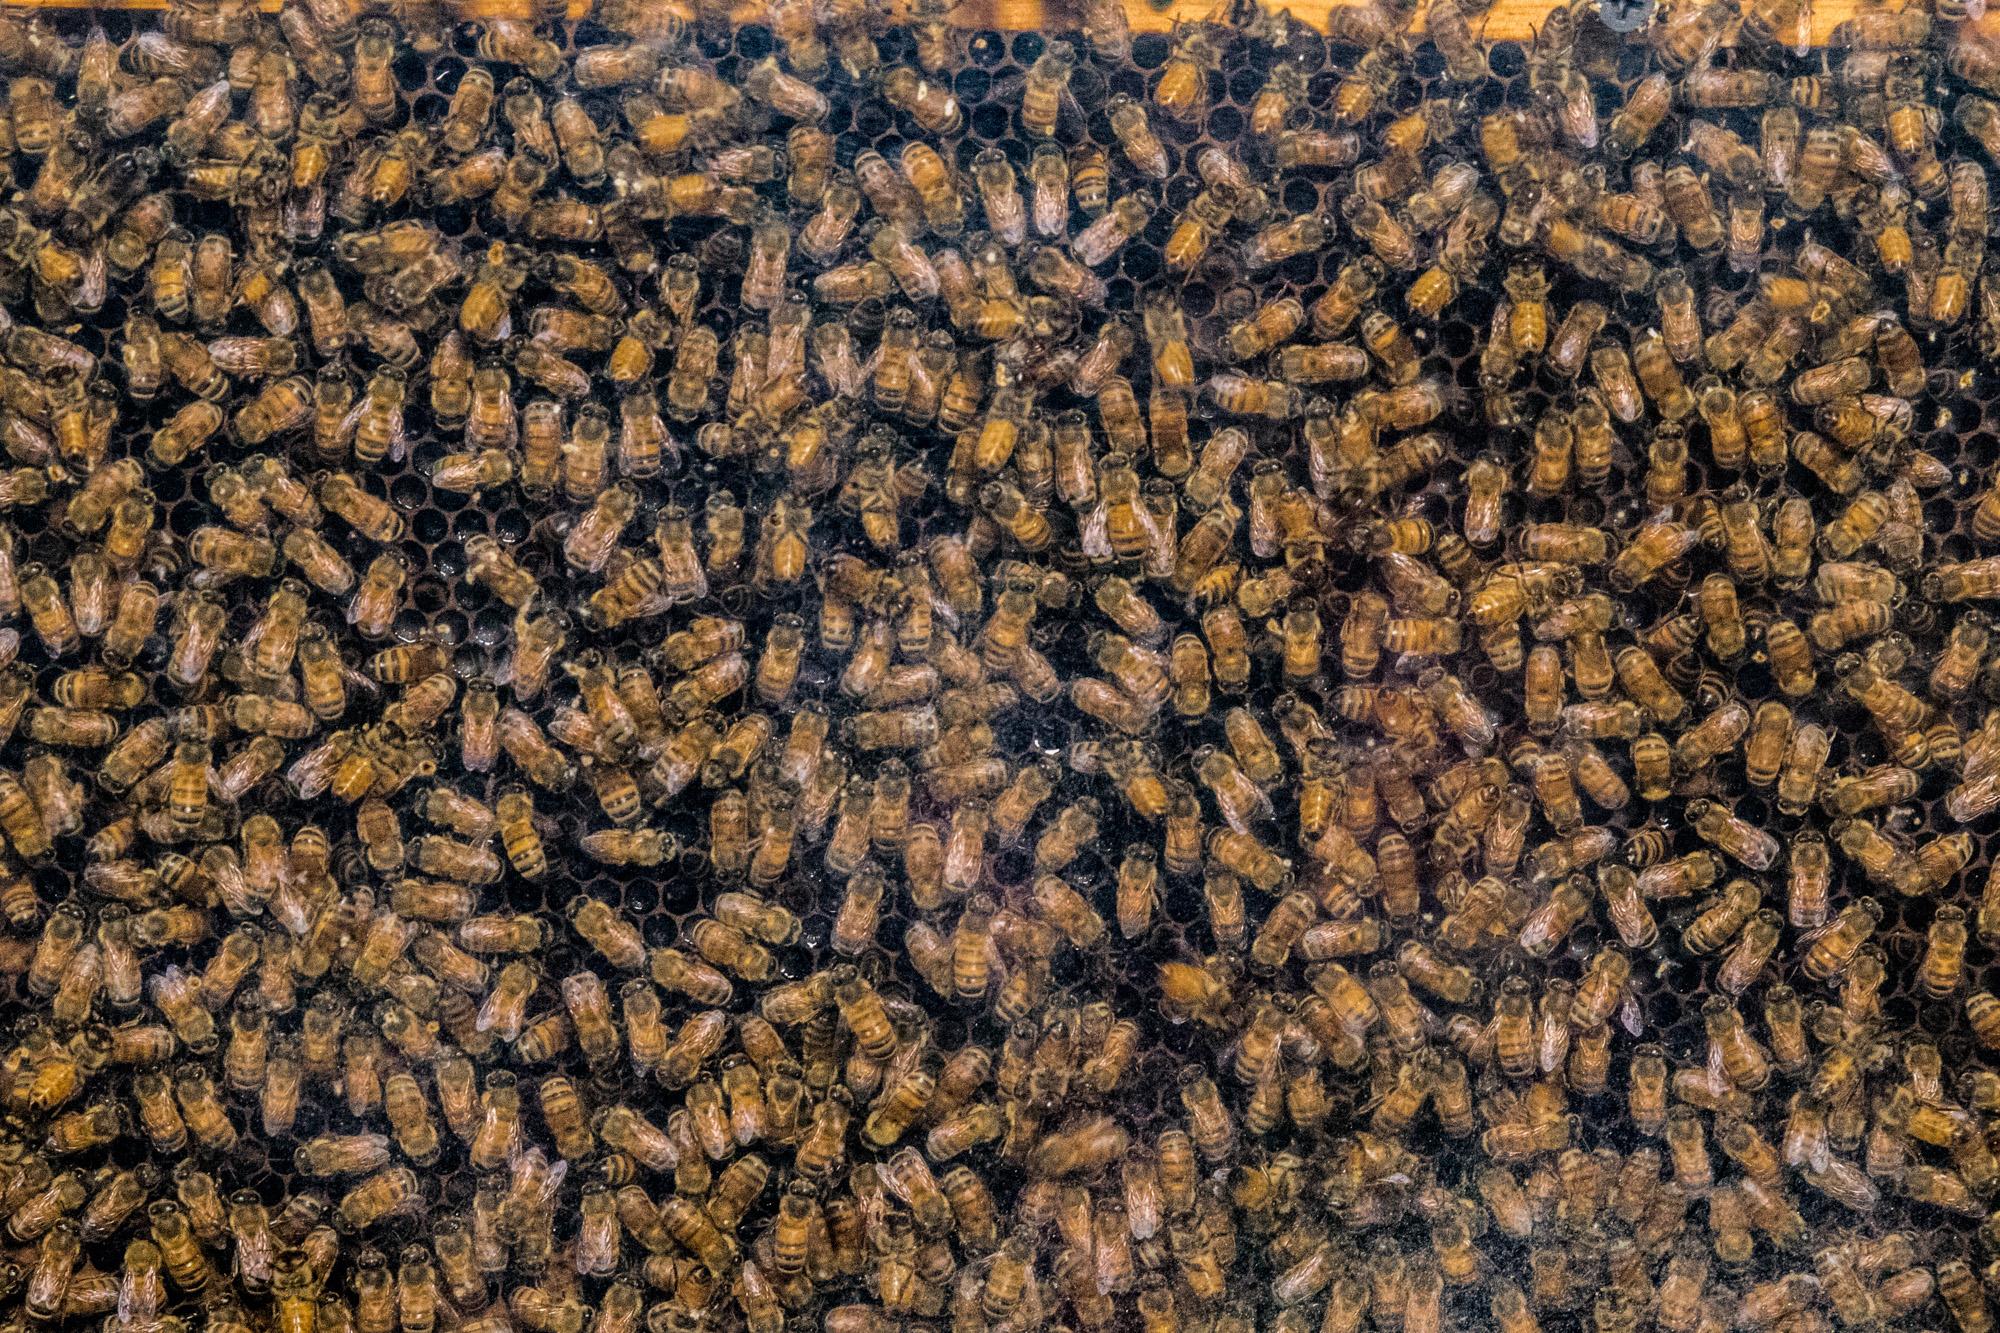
[0,0,1896,50]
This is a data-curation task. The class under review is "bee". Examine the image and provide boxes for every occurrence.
[177,231,233,334]
[558,482,638,576]
[116,312,172,412]
[1917,904,1971,998]
[419,62,494,158]
[332,18,400,122]
[1015,40,1081,140]
[662,325,724,422]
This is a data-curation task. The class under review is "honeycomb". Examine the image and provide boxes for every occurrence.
[7,0,2000,1331]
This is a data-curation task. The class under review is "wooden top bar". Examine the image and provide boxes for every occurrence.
[0,0,1955,58]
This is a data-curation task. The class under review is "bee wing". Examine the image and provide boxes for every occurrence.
[1130,490,1170,549]
[1564,82,1598,151]
[923,585,961,637]
[1806,1122,1833,1174]
[871,1157,915,1210]
[1049,88,1091,142]
[340,395,370,436]
[1216,795,1254,837]
[620,413,646,469]
[989,68,1027,113]
[1079,503,1112,561]
[1805,1161,1873,1209]
[340,661,384,697]
[537,1156,570,1204]
[665,570,705,611]
[1617,991,1644,1036]
[1539,1020,1570,1074]
[239,1224,273,1277]
[1116,880,1156,935]
[853,347,884,399]
[1704,1037,1731,1090]
[810,346,846,397]
[116,1278,151,1329]
[1783,1113,1821,1169]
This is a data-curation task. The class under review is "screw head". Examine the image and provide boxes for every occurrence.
[1597,0,1658,31]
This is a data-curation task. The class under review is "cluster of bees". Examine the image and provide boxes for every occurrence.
[9,0,2000,1330]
